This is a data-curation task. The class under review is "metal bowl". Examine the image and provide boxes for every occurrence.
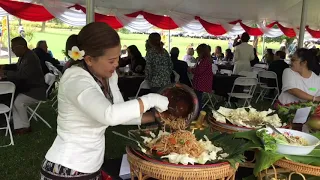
[154,83,199,128]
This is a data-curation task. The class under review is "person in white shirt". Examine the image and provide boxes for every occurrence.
[278,48,320,105]
[41,22,169,180]
[183,48,196,66]
[233,32,255,74]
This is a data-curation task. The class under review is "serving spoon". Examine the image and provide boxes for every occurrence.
[265,123,296,144]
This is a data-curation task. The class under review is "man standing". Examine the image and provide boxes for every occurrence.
[0,37,46,134]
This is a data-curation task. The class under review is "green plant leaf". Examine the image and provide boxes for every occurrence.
[253,150,284,176]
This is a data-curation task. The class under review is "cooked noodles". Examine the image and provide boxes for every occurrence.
[147,130,205,158]
[160,114,187,130]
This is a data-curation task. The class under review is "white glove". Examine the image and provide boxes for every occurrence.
[139,93,169,113]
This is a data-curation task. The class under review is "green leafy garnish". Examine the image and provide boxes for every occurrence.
[256,129,277,152]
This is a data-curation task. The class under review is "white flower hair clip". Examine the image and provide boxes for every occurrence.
[68,46,85,61]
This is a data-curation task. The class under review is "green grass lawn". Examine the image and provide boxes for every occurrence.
[0,28,281,64]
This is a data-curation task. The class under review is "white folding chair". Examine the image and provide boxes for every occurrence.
[45,62,62,111]
[128,80,151,100]
[220,69,232,75]
[254,63,268,69]
[202,92,216,109]
[212,64,219,74]
[0,82,15,147]
[172,70,180,83]
[252,67,266,74]
[238,71,257,78]
[255,71,279,105]
[227,77,258,107]
[27,73,56,129]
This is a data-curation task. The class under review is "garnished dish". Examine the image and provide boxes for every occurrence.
[257,128,320,155]
[120,128,249,167]
[212,107,283,128]
[141,130,228,165]
[159,114,187,130]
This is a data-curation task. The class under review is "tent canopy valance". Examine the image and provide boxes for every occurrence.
[0,0,320,38]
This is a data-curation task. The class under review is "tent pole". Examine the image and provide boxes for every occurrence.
[298,0,307,48]
[168,30,171,51]
[86,0,95,24]
[6,15,11,64]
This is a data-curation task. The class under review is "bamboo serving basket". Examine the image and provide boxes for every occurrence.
[126,147,238,180]
[274,159,320,176]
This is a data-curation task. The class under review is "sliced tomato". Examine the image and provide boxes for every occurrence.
[168,137,177,144]
[185,140,190,145]
[156,151,165,156]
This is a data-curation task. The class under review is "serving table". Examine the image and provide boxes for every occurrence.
[126,147,238,180]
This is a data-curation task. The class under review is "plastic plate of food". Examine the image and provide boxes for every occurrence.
[259,128,320,155]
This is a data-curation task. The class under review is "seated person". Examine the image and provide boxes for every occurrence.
[212,46,224,60]
[33,40,62,74]
[268,51,289,92]
[183,48,196,66]
[170,47,192,87]
[278,48,320,105]
[223,49,233,62]
[127,45,146,74]
[0,37,46,134]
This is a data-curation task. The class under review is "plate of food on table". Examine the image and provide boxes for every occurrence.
[113,83,251,168]
[210,106,288,132]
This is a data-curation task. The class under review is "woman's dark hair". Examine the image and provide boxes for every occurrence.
[225,49,233,57]
[170,47,180,60]
[65,22,120,69]
[241,32,250,42]
[266,49,274,55]
[77,22,120,58]
[197,44,210,58]
[148,33,162,52]
[295,48,320,74]
[128,45,142,59]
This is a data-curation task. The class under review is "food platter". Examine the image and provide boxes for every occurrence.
[154,83,199,130]
[209,107,291,133]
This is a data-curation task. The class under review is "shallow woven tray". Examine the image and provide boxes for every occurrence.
[126,147,238,180]
[274,159,320,176]
[207,117,292,134]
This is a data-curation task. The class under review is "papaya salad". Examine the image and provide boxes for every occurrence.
[140,130,228,165]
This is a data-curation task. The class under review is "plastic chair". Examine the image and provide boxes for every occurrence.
[252,67,266,74]
[253,63,268,69]
[220,69,233,75]
[128,80,151,100]
[27,73,56,129]
[212,64,219,74]
[202,92,216,109]
[227,77,258,107]
[238,71,257,78]
[0,82,15,147]
[172,70,180,83]
[255,71,279,105]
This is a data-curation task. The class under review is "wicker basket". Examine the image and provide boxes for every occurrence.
[274,159,320,176]
[126,147,238,180]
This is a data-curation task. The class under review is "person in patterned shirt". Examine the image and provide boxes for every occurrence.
[189,44,213,111]
[145,33,173,92]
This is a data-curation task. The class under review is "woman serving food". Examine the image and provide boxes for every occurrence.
[41,22,169,180]
[278,48,320,105]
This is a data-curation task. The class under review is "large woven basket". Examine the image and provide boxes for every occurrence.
[274,159,320,176]
[126,147,238,180]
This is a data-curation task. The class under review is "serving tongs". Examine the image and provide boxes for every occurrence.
[264,123,296,144]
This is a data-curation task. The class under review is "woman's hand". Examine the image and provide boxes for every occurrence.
[141,112,155,124]
[314,96,320,102]
[139,93,169,113]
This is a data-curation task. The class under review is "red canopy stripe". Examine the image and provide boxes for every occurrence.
[195,16,227,36]
[0,0,54,21]
[267,21,296,38]
[306,26,320,38]
[71,4,123,29]
[127,11,178,30]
